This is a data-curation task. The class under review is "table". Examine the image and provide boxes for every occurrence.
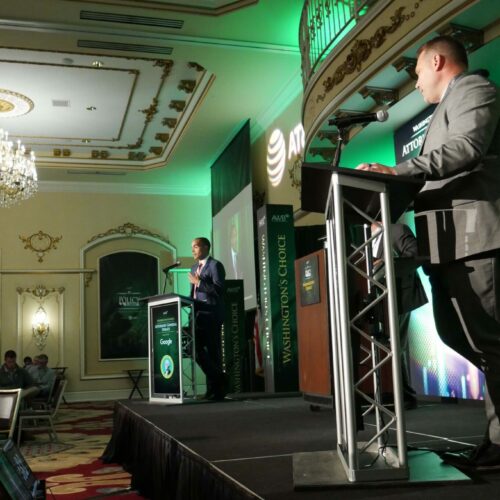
[124,369,145,399]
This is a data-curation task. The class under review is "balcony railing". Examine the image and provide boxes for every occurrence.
[299,0,378,86]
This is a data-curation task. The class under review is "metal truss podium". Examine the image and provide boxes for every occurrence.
[147,293,197,404]
[295,165,427,486]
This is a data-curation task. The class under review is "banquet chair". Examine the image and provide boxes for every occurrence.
[0,389,22,441]
[17,379,67,446]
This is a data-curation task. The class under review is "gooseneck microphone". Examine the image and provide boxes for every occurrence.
[328,109,389,128]
[162,261,181,273]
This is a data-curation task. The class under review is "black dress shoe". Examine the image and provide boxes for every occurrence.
[440,441,500,470]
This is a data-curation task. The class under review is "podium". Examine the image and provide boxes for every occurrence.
[294,165,429,486]
[146,293,197,404]
[295,248,332,405]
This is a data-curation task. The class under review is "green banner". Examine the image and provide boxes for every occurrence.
[257,204,298,392]
[150,302,181,396]
[99,251,158,359]
[222,280,246,393]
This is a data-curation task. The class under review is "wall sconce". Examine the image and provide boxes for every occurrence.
[32,306,50,350]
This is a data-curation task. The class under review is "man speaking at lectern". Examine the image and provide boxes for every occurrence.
[188,237,227,400]
[357,36,500,469]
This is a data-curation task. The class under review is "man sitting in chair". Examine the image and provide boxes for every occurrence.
[27,354,56,398]
[0,350,39,401]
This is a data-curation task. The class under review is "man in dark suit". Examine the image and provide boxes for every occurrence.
[358,36,500,468]
[372,223,428,409]
[188,237,227,400]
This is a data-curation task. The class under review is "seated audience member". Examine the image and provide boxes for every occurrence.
[23,356,33,368]
[28,354,56,398]
[0,350,39,400]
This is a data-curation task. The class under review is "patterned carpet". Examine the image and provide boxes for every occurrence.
[21,401,144,499]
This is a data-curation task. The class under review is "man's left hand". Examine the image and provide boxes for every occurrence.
[356,163,397,175]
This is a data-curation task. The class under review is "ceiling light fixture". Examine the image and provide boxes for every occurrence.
[0,129,37,208]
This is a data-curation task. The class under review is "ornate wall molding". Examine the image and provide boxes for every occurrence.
[19,230,62,262]
[16,284,65,358]
[16,284,66,298]
[87,222,171,246]
[316,5,415,103]
[288,155,303,191]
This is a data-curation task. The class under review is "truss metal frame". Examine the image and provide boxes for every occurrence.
[325,171,408,482]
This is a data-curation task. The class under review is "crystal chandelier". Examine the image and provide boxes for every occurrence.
[0,128,37,208]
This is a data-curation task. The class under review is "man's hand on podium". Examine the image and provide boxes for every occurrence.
[356,163,397,175]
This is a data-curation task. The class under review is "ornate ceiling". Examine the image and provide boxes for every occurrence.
[0,0,303,193]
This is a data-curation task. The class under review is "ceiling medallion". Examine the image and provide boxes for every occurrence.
[0,89,34,118]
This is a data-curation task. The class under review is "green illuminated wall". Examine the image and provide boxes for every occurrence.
[339,130,396,169]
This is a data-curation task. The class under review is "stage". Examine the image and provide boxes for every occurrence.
[103,396,500,499]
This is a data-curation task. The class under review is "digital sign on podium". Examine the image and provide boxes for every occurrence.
[147,294,196,404]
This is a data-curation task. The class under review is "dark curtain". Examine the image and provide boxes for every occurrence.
[102,402,257,500]
[211,120,251,217]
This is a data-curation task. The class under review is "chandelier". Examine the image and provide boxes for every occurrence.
[0,128,37,208]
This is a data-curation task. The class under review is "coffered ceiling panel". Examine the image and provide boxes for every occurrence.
[0,47,212,171]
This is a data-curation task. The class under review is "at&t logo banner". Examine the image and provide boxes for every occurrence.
[266,123,304,187]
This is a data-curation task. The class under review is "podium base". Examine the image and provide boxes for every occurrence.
[293,447,471,489]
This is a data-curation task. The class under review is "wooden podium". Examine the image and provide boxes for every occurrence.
[295,248,332,404]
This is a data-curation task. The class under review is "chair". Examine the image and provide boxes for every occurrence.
[31,373,62,410]
[0,389,22,441]
[17,379,67,446]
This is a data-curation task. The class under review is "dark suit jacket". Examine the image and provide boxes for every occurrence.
[190,256,226,323]
[375,224,428,314]
[395,73,500,264]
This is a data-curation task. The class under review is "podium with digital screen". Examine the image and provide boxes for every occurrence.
[147,293,197,404]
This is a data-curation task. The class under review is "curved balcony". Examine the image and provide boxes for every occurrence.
[299,0,495,157]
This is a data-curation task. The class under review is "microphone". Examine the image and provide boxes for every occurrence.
[162,261,181,273]
[328,110,389,128]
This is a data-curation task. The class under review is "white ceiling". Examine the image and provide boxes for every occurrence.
[0,0,303,194]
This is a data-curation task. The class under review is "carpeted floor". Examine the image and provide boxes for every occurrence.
[21,401,145,499]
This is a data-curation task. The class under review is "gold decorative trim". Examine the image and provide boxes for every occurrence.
[188,62,205,72]
[19,231,62,263]
[16,284,65,298]
[128,151,146,160]
[162,118,177,128]
[140,97,159,123]
[149,146,162,155]
[154,59,174,79]
[87,222,171,246]
[53,149,71,157]
[316,5,417,103]
[0,89,34,117]
[393,56,417,80]
[178,80,196,93]
[288,155,302,191]
[91,150,110,159]
[359,86,399,106]
[155,133,170,143]
[169,100,186,112]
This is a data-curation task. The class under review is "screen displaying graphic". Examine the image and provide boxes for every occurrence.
[398,213,485,401]
[150,302,181,397]
[0,439,42,499]
[299,255,320,306]
[394,104,436,163]
[213,183,257,310]
[99,251,158,360]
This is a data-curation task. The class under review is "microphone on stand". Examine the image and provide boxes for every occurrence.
[162,261,181,273]
[329,110,389,128]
